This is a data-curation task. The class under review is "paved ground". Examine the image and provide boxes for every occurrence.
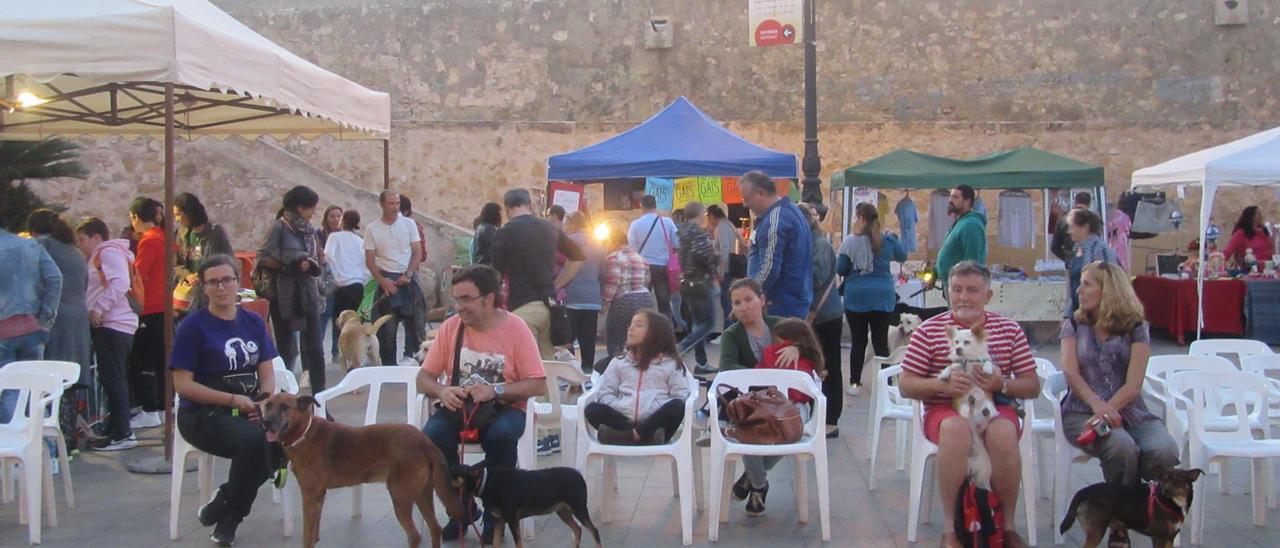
[2,326,1279,547]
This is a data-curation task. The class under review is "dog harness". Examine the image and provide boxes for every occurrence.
[961,480,1005,548]
[1148,482,1184,524]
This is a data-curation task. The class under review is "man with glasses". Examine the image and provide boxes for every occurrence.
[898,261,1040,548]
[416,265,547,542]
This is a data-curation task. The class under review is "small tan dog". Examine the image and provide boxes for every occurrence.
[336,310,394,373]
[258,392,462,548]
[857,313,922,386]
[412,328,440,363]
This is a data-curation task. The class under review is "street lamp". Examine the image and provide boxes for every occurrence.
[799,0,826,219]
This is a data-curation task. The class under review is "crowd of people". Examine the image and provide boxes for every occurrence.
[0,168,1201,548]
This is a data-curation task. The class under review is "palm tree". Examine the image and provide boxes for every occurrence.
[0,138,87,232]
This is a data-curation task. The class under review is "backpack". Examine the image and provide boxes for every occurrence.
[94,250,146,315]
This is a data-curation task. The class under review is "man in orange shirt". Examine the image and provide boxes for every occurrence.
[126,197,168,430]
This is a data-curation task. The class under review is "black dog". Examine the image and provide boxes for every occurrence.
[1059,467,1204,548]
[450,461,602,548]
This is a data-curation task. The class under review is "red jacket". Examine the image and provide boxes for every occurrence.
[759,343,817,404]
[135,226,168,315]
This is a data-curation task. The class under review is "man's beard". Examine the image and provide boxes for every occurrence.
[952,304,983,322]
[947,204,960,216]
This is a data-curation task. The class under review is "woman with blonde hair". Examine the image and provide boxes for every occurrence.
[1059,261,1178,547]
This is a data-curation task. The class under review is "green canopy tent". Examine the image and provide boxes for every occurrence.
[830,147,1106,256]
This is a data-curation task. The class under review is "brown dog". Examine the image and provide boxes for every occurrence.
[336,311,395,373]
[259,392,463,547]
[1059,467,1205,548]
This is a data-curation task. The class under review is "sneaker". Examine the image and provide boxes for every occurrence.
[731,472,751,501]
[209,519,239,546]
[825,425,840,439]
[554,348,579,364]
[398,356,419,367]
[537,434,562,456]
[745,482,769,516]
[846,383,862,396]
[693,363,719,376]
[596,425,636,446]
[197,489,223,527]
[707,334,721,345]
[92,434,138,451]
[129,411,161,430]
[441,501,481,541]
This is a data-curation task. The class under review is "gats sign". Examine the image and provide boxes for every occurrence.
[749,0,803,47]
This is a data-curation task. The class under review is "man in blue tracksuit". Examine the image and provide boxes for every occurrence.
[738,171,812,318]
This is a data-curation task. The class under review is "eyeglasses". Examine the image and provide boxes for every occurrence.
[205,276,239,289]
[453,293,488,305]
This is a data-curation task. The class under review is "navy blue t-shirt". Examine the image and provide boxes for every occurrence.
[171,307,279,410]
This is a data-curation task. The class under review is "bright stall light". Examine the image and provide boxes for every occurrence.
[17,91,47,108]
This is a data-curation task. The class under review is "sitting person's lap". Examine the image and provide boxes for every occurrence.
[923,404,1022,444]
[423,405,527,467]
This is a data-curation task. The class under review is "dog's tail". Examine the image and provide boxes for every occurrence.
[363,314,396,337]
[1058,487,1088,535]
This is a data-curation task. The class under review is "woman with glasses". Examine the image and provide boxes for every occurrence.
[1059,260,1178,548]
[171,254,281,547]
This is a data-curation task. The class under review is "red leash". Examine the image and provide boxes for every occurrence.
[456,401,485,547]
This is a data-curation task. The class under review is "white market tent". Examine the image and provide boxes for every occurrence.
[1,0,391,464]
[1131,125,1280,336]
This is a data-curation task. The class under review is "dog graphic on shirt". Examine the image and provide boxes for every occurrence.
[223,338,259,371]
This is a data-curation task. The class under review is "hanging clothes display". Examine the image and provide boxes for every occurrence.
[895,195,919,252]
[973,196,988,218]
[1107,209,1133,272]
[928,189,955,250]
[877,191,890,219]
[997,190,1034,248]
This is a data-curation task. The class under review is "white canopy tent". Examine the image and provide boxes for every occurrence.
[1,0,391,459]
[1131,125,1280,337]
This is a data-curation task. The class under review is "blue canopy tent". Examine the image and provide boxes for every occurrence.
[547,96,797,180]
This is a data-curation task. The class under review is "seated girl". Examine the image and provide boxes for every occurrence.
[585,309,691,445]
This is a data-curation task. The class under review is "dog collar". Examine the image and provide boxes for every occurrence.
[1148,482,1184,523]
[476,468,488,496]
[284,415,314,448]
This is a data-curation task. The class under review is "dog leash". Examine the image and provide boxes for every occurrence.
[456,403,486,547]
[1148,482,1183,523]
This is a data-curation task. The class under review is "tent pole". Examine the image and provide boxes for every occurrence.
[1098,185,1109,246]
[1043,189,1051,261]
[383,139,390,189]
[162,83,176,459]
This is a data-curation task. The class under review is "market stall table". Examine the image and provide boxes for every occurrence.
[1243,279,1280,344]
[239,298,271,339]
[1132,275,1246,345]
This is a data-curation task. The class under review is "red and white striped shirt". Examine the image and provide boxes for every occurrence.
[901,311,1036,408]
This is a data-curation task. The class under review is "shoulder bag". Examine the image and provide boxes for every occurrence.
[252,221,282,300]
[720,385,804,445]
[434,324,500,435]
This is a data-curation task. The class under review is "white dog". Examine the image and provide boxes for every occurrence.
[937,325,999,488]
[854,313,922,389]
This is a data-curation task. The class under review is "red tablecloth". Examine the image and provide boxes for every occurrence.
[1132,276,1246,345]
[234,251,257,290]
[238,298,272,340]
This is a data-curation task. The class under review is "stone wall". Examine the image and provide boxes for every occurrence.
[27,0,1280,275]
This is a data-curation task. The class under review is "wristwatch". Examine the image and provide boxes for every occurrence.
[493,383,506,398]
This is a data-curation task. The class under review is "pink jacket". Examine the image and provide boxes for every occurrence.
[86,239,139,334]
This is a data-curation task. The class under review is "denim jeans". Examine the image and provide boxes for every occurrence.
[321,292,338,358]
[676,279,716,366]
[423,404,527,470]
[742,405,810,488]
[718,277,735,331]
[1062,412,1181,486]
[0,330,47,423]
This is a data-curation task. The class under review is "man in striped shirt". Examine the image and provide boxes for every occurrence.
[899,261,1040,548]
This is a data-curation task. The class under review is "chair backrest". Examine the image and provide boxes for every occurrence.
[275,368,299,395]
[1169,370,1271,443]
[875,364,910,413]
[0,370,60,441]
[540,360,590,421]
[1188,338,1273,366]
[1241,354,1280,385]
[1146,355,1238,426]
[1042,372,1071,438]
[313,366,421,426]
[1,360,80,389]
[875,346,910,368]
[1033,357,1057,379]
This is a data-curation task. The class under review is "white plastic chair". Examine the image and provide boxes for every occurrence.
[868,361,912,490]
[574,370,700,545]
[313,365,421,519]
[169,366,299,540]
[535,361,590,466]
[1043,372,1095,545]
[1188,338,1274,366]
[708,369,829,542]
[1147,355,1260,493]
[905,398,1040,544]
[1241,355,1280,423]
[1028,358,1058,499]
[0,371,62,544]
[1171,370,1280,544]
[0,360,79,508]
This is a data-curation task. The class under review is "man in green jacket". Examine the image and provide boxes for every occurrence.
[934,185,987,296]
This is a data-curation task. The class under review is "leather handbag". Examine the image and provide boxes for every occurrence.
[720,386,804,445]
